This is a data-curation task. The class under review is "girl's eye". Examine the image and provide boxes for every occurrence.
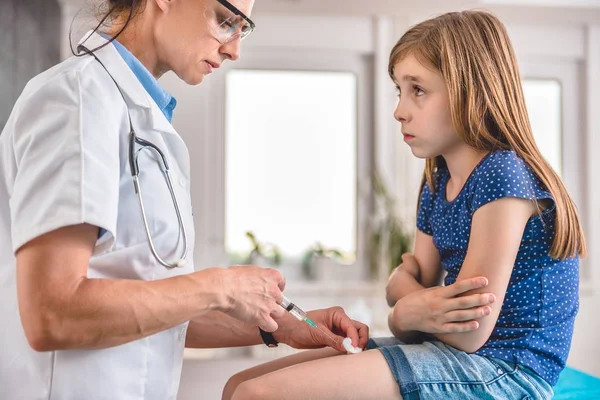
[414,86,425,96]
[396,87,401,98]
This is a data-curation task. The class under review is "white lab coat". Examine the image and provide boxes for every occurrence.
[0,32,196,399]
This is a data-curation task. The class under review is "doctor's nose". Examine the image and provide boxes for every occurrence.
[219,38,241,61]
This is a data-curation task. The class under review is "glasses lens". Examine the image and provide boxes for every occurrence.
[204,5,254,44]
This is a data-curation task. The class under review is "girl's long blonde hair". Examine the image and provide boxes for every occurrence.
[389,10,586,259]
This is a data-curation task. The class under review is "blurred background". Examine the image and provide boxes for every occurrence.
[1,0,599,398]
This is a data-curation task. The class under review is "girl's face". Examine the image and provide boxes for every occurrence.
[154,0,255,85]
[392,54,462,159]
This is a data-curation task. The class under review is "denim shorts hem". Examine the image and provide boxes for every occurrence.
[378,345,422,400]
[367,338,422,399]
[367,337,553,400]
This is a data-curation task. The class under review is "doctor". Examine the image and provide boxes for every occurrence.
[0,0,368,398]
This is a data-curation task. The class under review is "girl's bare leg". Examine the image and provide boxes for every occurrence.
[222,348,340,400]
[228,349,402,400]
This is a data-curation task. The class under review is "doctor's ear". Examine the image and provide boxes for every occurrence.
[152,0,180,13]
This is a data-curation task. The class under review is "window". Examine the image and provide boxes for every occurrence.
[522,79,562,175]
[519,60,587,283]
[225,70,358,260]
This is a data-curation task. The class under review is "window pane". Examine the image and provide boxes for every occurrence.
[225,70,357,258]
[522,79,562,175]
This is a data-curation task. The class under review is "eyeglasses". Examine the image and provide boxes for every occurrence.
[204,0,256,44]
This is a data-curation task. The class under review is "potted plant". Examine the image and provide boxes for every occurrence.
[301,242,346,280]
[369,171,413,280]
[244,231,282,267]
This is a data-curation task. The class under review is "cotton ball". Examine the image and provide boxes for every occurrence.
[342,337,363,354]
[176,259,187,268]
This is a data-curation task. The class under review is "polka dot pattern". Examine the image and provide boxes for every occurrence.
[416,150,579,386]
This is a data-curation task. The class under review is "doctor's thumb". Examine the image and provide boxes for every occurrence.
[259,317,279,333]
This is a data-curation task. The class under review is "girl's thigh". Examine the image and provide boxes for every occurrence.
[223,347,340,399]
[230,348,402,400]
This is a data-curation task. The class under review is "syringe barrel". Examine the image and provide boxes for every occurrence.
[288,306,308,321]
[280,295,307,321]
[280,295,292,310]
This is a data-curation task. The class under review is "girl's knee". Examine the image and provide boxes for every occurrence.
[222,372,248,400]
[229,379,269,400]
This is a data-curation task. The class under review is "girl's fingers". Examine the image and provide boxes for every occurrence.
[445,292,495,311]
[444,306,491,322]
[445,277,489,298]
[439,320,480,333]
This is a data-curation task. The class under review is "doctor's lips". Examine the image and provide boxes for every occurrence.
[205,60,221,72]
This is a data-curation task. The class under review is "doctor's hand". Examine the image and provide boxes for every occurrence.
[273,307,369,353]
[389,276,495,335]
[219,265,286,333]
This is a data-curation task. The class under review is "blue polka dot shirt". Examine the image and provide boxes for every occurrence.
[417,150,579,386]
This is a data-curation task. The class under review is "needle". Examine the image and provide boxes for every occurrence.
[304,317,339,344]
[279,295,339,344]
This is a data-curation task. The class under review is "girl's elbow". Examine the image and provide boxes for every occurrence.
[438,331,490,354]
[385,287,398,307]
[452,339,486,354]
[387,309,403,338]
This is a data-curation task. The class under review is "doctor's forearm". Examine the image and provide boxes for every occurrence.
[185,311,263,348]
[18,224,288,352]
[17,225,244,352]
[19,266,229,351]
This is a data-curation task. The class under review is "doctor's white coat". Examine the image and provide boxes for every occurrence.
[0,32,196,399]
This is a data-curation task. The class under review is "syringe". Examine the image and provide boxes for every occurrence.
[280,295,338,344]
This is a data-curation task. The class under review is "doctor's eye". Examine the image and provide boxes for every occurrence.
[219,14,244,32]
[217,13,234,28]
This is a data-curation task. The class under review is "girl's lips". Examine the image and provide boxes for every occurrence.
[403,133,415,140]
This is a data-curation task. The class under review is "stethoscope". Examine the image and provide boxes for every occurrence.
[79,44,188,269]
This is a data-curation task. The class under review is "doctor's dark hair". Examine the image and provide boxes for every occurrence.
[69,0,147,56]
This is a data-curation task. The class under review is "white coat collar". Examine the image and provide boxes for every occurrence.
[78,31,178,136]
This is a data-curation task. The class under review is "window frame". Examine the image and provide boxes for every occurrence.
[520,60,583,200]
[203,48,374,279]
[519,59,588,281]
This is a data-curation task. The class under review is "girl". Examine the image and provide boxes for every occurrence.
[224,10,586,400]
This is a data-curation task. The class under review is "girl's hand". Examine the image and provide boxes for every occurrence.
[390,277,495,334]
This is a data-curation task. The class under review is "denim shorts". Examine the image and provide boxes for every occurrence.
[367,337,553,400]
